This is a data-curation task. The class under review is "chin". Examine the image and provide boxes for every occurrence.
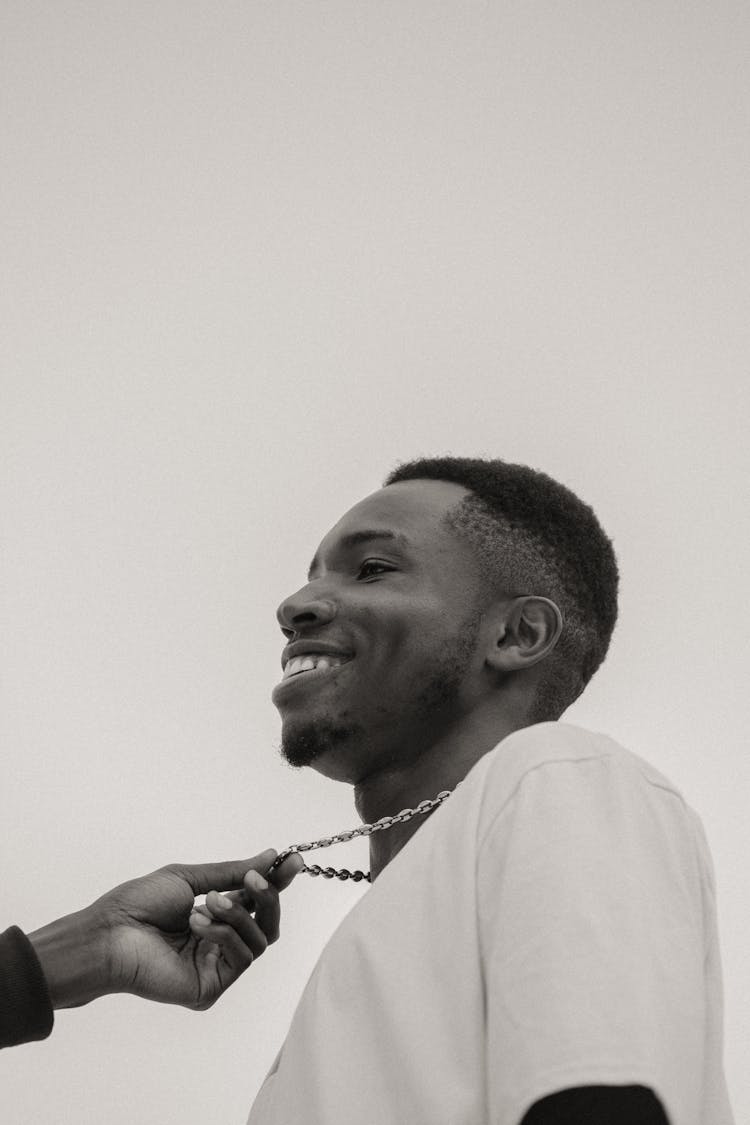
[279,717,363,781]
[305,751,361,784]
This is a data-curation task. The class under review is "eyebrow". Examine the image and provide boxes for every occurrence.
[307,529,410,579]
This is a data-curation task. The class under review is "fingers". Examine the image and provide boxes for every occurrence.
[189,865,287,956]
[186,909,256,990]
[166,848,306,898]
[266,852,305,891]
[242,870,280,944]
[188,909,254,954]
[188,898,267,969]
[209,870,280,945]
[195,890,270,959]
[171,850,279,896]
[181,850,305,967]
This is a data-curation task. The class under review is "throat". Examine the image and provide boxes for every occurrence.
[354,771,454,881]
[367,800,444,880]
[353,720,523,879]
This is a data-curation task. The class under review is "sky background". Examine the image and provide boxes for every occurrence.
[2,2,748,1122]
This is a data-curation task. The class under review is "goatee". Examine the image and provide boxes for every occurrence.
[280,718,364,768]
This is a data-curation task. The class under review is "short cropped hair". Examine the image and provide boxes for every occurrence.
[384,456,619,722]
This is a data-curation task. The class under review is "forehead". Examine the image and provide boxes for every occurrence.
[314,479,472,561]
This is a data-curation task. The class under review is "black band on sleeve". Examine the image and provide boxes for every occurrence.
[521,1084,670,1125]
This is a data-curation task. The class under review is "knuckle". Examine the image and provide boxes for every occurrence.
[162,862,186,878]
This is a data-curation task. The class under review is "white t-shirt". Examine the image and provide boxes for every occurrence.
[248,722,734,1125]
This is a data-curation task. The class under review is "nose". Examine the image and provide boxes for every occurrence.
[276,583,337,637]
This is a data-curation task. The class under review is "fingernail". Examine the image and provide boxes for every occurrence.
[249,872,269,891]
[190,912,210,927]
[212,892,233,910]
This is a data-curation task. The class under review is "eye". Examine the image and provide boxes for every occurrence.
[357,559,394,580]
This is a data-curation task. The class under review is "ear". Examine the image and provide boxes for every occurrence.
[485,596,563,673]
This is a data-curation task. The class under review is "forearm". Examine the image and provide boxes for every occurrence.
[28,908,110,1010]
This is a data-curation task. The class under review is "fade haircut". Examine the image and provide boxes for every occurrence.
[384,456,619,722]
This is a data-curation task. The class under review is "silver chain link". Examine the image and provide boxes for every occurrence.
[268,789,453,883]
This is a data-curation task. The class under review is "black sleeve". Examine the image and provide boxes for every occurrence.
[521,1084,670,1124]
[0,925,54,1048]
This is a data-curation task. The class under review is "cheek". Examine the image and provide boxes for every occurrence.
[350,593,467,690]
[358,592,449,645]
[374,620,458,684]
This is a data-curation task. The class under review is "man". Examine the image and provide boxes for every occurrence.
[249,456,734,1125]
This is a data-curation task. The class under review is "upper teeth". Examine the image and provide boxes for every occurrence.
[283,654,349,680]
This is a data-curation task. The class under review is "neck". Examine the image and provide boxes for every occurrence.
[355,710,524,880]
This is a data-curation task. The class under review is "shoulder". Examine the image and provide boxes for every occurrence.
[479,720,688,801]
[471,726,712,954]
[471,721,698,848]
[486,721,682,787]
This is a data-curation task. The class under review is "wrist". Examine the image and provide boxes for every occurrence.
[28,906,112,1010]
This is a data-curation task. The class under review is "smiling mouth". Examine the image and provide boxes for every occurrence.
[281,654,353,682]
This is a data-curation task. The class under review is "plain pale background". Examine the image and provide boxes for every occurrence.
[2,3,748,1122]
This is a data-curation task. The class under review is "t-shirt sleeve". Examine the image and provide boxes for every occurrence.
[477,755,708,1125]
[0,926,54,1048]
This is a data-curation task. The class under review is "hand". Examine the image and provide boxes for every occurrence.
[29,850,304,1012]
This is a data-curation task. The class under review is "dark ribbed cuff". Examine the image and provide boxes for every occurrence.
[0,926,54,1048]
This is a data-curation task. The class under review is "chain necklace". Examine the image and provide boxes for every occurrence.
[268,789,453,883]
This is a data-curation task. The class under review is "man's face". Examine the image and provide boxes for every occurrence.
[272,478,488,783]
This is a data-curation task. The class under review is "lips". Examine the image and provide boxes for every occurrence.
[281,640,354,673]
[273,640,354,704]
[282,652,352,680]
[271,653,353,704]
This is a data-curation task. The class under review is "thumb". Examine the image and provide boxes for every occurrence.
[170,850,279,895]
